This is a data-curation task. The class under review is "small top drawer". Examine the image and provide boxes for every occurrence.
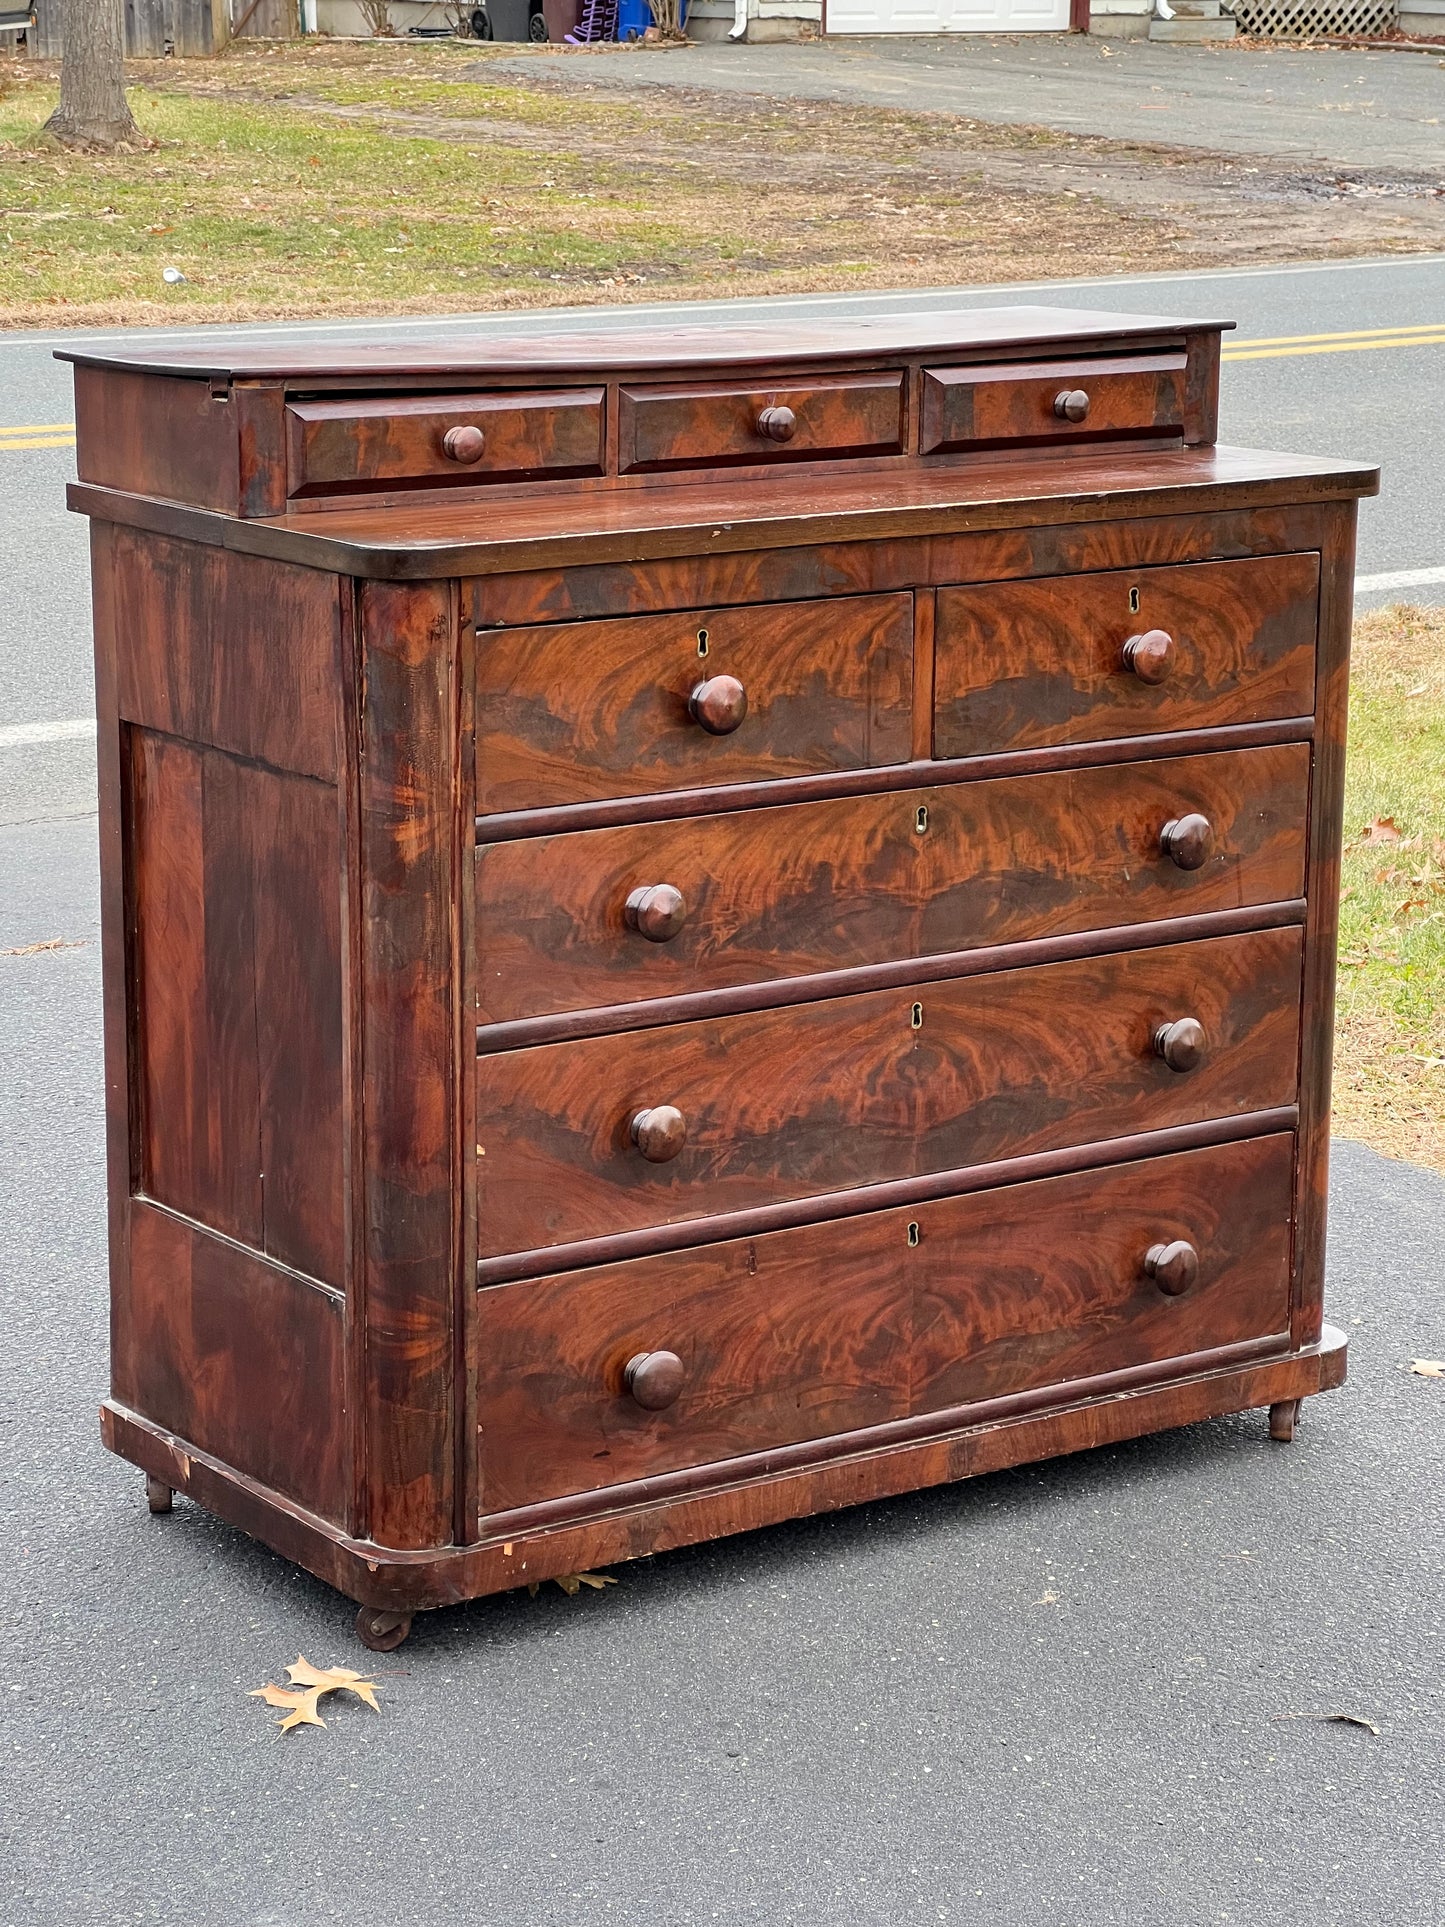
[618,373,905,474]
[476,592,914,816]
[285,389,605,499]
[921,354,1186,454]
[934,553,1319,759]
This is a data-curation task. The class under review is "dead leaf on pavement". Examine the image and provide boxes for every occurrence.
[285,1656,382,1712]
[1274,1711,1381,1735]
[526,1572,619,1598]
[249,1655,382,1736]
[1408,1359,1445,1377]
[0,938,89,957]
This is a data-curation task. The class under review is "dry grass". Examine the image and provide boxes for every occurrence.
[1334,604,1445,1173]
[0,37,1369,328]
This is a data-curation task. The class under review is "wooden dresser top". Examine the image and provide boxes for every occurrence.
[58,305,1232,381]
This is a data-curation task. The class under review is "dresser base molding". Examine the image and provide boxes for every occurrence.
[100,1325,1346,1619]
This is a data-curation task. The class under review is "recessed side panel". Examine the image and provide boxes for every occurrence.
[128,730,344,1285]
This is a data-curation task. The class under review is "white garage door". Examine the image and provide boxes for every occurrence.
[827,0,1068,29]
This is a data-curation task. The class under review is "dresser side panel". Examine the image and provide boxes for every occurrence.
[1293,500,1358,1347]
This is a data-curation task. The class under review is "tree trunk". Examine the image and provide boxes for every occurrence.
[43,0,142,150]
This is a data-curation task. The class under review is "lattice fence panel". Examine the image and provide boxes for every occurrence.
[1231,0,1396,35]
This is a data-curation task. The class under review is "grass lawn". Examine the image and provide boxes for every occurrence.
[1335,604,1445,1175]
[0,37,1401,329]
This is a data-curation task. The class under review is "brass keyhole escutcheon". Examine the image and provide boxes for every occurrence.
[906,1221,921,1248]
[910,1001,924,1031]
[915,804,929,835]
[1128,586,1141,615]
[696,627,709,658]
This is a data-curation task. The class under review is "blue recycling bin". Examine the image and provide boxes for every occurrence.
[616,0,688,34]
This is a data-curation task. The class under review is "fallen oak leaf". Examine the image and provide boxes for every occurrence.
[249,1682,328,1734]
[284,1656,381,1713]
[1360,816,1402,845]
[249,1656,381,1735]
[527,1572,618,1598]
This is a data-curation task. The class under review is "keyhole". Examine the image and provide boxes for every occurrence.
[914,804,929,836]
[906,1221,920,1248]
[910,1001,924,1030]
[696,628,709,657]
[1128,587,1141,615]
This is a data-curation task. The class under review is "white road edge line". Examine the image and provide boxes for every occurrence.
[1354,566,1445,592]
[3,254,1445,354]
[3,564,1440,752]
[0,718,97,748]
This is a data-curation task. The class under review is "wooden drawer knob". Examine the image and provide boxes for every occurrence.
[1153,1017,1206,1073]
[689,674,748,735]
[1160,813,1214,871]
[1122,629,1174,684]
[1054,389,1090,423]
[625,884,687,942]
[442,424,486,464]
[624,1350,685,1411]
[630,1104,687,1162]
[1145,1239,1200,1295]
[755,405,797,443]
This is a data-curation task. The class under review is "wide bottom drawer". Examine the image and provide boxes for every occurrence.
[476,1133,1295,1515]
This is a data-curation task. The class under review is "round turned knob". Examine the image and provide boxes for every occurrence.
[625,884,687,943]
[755,405,796,443]
[688,675,748,736]
[1160,813,1214,872]
[442,424,486,464]
[1153,1017,1207,1073]
[630,1104,687,1162]
[1122,629,1174,685]
[624,1350,685,1412]
[1054,389,1090,424]
[1145,1239,1200,1296]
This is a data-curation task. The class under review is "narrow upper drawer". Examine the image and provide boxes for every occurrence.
[618,373,905,474]
[474,743,1310,1026]
[476,592,914,816]
[475,926,1303,1262]
[934,553,1319,759]
[921,354,1186,454]
[285,389,605,498]
[475,1133,1295,1515]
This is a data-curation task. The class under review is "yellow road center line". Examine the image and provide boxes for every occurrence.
[0,423,75,434]
[1224,334,1445,361]
[1230,322,1445,349]
[0,435,77,450]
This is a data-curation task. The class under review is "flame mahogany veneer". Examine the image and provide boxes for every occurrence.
[65,307,1375,1642]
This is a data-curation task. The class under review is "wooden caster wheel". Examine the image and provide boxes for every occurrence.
[355,1606,412,1652]
[1269,1398,1302,1443]
[145,1474,174,1514]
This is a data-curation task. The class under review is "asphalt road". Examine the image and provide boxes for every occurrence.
[495,37,1445,175]
[2,262,1444,1922]
[2,813,1443,1926]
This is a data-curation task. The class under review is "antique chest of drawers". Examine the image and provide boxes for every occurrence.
[64,308,1375,1649]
